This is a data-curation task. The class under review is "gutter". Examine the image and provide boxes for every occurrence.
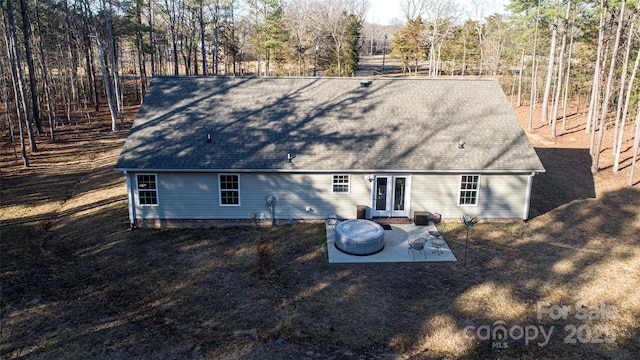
[114,167,546,175]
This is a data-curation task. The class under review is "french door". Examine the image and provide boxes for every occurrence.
[371,175,411,217]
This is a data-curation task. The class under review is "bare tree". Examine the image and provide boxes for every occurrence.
[132,0,148,97]
[0,55,19,162]
[612,5,640,160]
[614,11,640,172]
[585,1,606,135]
[540,0,560,125]
[18,0,43,134]
[593,0,626,173]
[162,0,184,75]
[517,48,525,106]
[528,0,541,131]
[4,0,36,154]
[34,0,57,141]
[423,0,459,78]
[2,0,32,165]
[150,0,156,76]
[400,0,427,20]
[561,16,575,131]
[630,106,640,185]
[102,0,123,122]
[285,0,315,76]
[310,0,369,77]
[85,0,118,132]
[468,0,501,76]
[550,0,571,137]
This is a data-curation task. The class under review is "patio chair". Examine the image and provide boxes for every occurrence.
[326,214,343,230]
[428,232,445,255]
[408,237,427,260]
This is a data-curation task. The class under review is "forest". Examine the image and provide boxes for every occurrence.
[1,0,640,186]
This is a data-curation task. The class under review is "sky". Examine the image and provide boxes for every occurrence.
[366,0,510,25]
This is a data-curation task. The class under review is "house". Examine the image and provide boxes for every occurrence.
[114,76,545,227]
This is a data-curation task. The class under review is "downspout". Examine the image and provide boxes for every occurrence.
[523,171,537,221]
[123,171,136,228]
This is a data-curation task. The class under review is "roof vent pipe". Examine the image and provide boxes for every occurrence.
[360,79,372,87]
[206,134,212,143]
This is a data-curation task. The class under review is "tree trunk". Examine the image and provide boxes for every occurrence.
[63,0,80,118]
[200,2,208,76]
[163,0,180,75]
[586,3,606,134]
[150,0,156,76]
[475,21,484,76]
[561,18,575,131]
[85,35,100,112]
[5,0,36,153]
[528,0,541,130]
[550,0,571,138]
[461,32,467,76]
[34,0,57,141]
[103,0,122,121]
[3,3,30,166]
[540,3,559,125]
[614,32,640,172]
[0,57,19,162]
[613,9,638,158]
[593,0,626,173]
[85,0,118,132]
[629,106,640,186]
[18,0,43,134]
[517,48,524,107]
[135,0,147,98]
[215,18,219,76]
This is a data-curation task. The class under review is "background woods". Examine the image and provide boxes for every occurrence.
[1,0,640,185]
[1,3,640,358]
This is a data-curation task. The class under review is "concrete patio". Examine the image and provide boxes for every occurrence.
[326,221,457,263]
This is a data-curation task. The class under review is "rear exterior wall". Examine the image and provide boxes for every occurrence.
[126,172,531,225]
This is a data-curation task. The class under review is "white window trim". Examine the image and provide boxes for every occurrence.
[458,174,480,206]
[331,174,351,194]
[218,173,241,206]
[136,173,159,206]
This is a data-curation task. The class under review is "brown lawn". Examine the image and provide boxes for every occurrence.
[1,94,639,359]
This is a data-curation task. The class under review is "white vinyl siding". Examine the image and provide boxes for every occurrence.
[133,172,371,220]
[136,174,158,205]
[410,173,529,220]
[131,172,531,221]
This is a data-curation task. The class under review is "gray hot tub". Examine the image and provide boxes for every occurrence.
[334,219,385,255]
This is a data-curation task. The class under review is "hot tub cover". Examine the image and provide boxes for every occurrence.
[334,219,385,255]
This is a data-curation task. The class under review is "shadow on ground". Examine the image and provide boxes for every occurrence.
[530,148,596,218]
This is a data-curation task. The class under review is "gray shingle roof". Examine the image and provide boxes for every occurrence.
[115,76,545,173]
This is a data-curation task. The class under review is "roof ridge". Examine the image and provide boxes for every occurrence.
[150,75,497,82]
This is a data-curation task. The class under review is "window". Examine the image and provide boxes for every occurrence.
[332,174,350,193]
[219,174,240,206]
[459,175,480,205]
[137,174,158,205]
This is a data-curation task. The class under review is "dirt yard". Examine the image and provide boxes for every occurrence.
[1,96,639,359]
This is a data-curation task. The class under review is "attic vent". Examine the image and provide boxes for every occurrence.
[360,79,372,88]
